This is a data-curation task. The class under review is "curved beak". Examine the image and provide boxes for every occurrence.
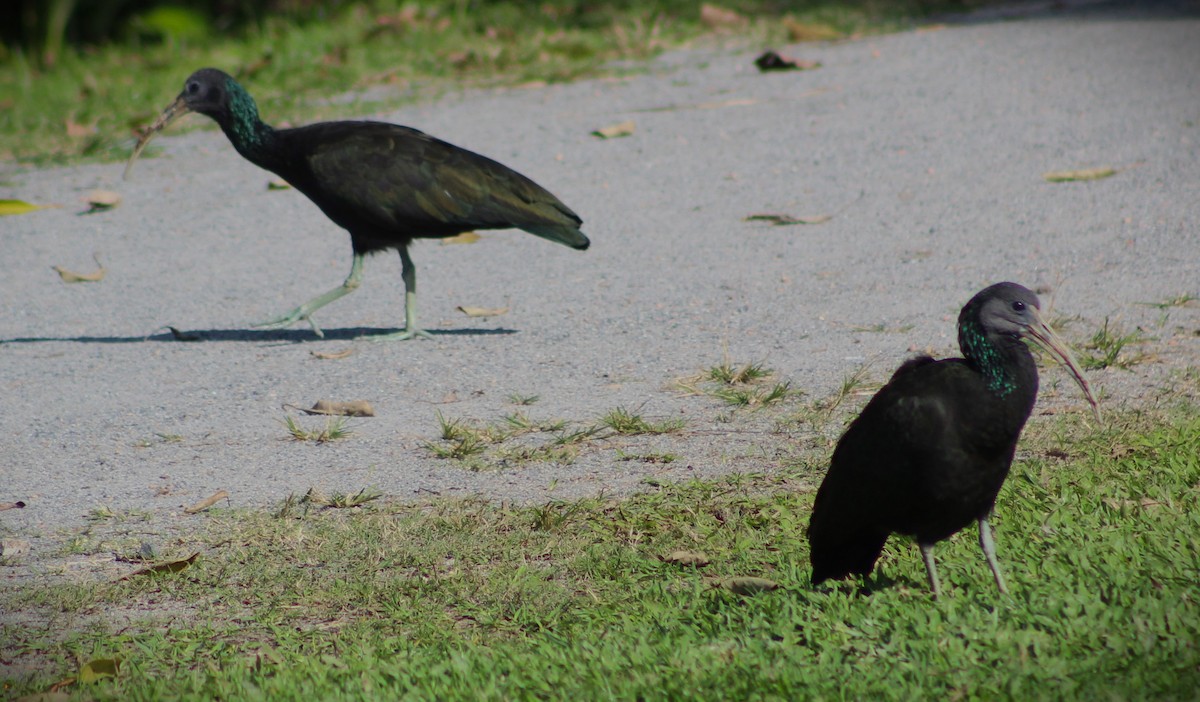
[124,94,191,180]
[1025,308,1102,421]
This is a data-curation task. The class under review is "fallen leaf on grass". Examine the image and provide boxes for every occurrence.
[783,18,842,41]
[118,552,199,580]
[15,690,71,701]
[311,348,355,360]
[184,489,229,514]
[660,550,711,567]
[0,501,26,511]
[441,231,481,245]
[285,400,376,417]
[0,199,48,216]
[700,3,746,30]
[0,539,31,556]
[52,254,106,283]
[83,189,121,213]
[1043,166,1117,182]
[457,305,509,318]
[78,658,121,683]
[592,120,636,139]
[745,213,832,226]
[754,50,821,72]
[717,576,780,595]
[65,116,96,138]
[267,178,291,190]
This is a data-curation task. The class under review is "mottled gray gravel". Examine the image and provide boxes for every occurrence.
[2,1,1198,556]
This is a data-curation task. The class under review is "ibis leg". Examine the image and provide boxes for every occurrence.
[256,253,364,338]
[369,247,433,341]
[978,517,1010,595]
[919,543,942,598]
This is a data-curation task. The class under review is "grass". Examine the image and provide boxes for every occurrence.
[679,358,797,409]
[424,405,685,469]
[600,406,686,435]
[2,404,1198,699]
[1078,318,1150,370]
[281,413,353,442]
[0,1,981,166]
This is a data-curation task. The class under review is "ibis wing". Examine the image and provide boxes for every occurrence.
[298,122,578,236]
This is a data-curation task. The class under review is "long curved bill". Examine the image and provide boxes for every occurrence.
[123,94,191,180]
[1025,308,1102,421]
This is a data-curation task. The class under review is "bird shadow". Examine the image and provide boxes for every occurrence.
[0,325,519,345]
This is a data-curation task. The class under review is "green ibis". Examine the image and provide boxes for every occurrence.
[808,282,1100,597]
[126,68,589,341]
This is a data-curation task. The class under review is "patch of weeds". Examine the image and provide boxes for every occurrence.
[553,425,604,446]
[601,407,685,435]
[850,322,916,333]
[282,414,353,443]
[301,487,383,509]
[788,363,875,432]
[134,432,184,448]
[1079,318,1151,370]
[1137,293,1197,309]
[617,450,677,464]
[507,393,540,406]
[436,410,472,441]
[679,357,796,410]
[425,431,488,460]
[713,381,792,407]
[708,359,771,385]
[497,443,580,466]
[500,411,565,434]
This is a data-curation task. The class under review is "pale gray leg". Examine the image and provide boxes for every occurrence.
[256,252,364,338]
[369,246,433,341]
[919,543,941,598]
[978,517,1010,595]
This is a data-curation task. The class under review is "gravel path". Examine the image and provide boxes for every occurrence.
[2,1,1197,551]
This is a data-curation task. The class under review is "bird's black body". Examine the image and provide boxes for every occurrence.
[808,283,1096,595]
[129,68,587,340]
[230,120,586,256]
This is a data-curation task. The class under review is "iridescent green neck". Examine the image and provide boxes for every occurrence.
[223,77,273,155]
[959,318,1017,397]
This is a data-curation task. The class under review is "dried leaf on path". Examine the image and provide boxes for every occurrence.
[457,305,509,318]
[1043,167,1117,182]
[312,348,355,360]
[184,489,229,514]
[52,254,106,283]
[84,190,121,213]
[286,400,376,417]
[745,213,832,226]
[592,121,636,139]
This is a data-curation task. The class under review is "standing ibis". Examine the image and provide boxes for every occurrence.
[126,68,589,341]
[808,282,1100,597]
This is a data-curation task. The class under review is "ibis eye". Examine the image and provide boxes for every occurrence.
[187,81,200,94]
[1011,300,1026,312]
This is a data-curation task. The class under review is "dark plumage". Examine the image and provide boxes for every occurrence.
[808,283,1099,596]
[127,68,588,340]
